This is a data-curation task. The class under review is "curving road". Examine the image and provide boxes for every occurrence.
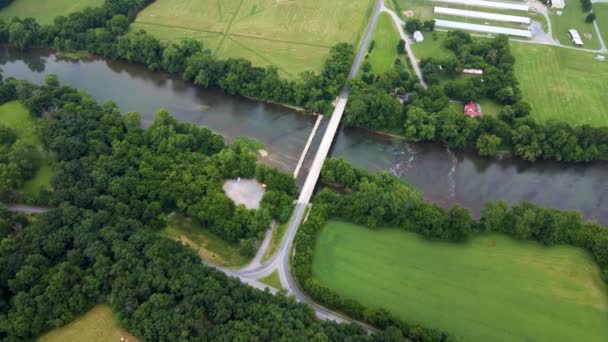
[229,0,384,327]
[381,4,429,88]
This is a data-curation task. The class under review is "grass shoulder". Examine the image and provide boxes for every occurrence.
[259,270,282,289]
[162,214,251,268]
[38,304,138,342]
[367,13,402,74]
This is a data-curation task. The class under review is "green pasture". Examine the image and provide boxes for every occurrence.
[368,13,402,74]
[312,221,608,341]
[0,0,104,25]
[512,42,608,126]
[132,0,375,77]
[162,214,250,268]
[550,6,601,50]
[38,304,138,342]
[595,4,608,44]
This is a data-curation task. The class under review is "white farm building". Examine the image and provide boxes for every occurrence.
[568,29,583,46]
[433,7,531,24]
[434,19,532,38]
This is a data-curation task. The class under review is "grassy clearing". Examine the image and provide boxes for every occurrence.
[313,221,608,342]
[162,214,250,268]
[0,101,40,146]
[512,42,608,126]
[550,7,600,50]
[38,304,138,342]
[595,4,608,44]
[0,0,104,25]
[368,13,401,74]
[411,31,453,60]
[259,270,282,289]
[0,101,54,196]
[132,0,375,76]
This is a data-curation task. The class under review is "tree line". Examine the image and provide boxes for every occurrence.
[0,76,412,340]
[0,124,42,202]
[344,31,608,162]
[0,0,13,10]
[0,0,354,114]
[292,158,608,337]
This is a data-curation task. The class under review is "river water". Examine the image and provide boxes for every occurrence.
[1,48,606,224]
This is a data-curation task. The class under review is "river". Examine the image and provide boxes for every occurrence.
[1,48,606,224]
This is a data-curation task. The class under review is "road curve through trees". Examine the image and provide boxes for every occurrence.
[233,0,384,327]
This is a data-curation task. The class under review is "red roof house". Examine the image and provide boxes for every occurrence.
[464,102,482,117]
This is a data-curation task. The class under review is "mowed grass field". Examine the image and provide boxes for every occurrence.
[0,0,104,25]
[131,0,375,77]
[512,43,608,126]
[367,13,401,74]
[39,305,138,342]
[312,221,608,341]
[595,4,608,44]
[550,7,601,50]
[0,101,54,196]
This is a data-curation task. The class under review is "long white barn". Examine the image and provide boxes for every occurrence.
[432,0,529,12]
[434,7,531,24]
[434,19,532,38]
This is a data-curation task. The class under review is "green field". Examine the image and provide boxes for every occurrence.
[0,101,53,196]
[368,13,401,74]
[162,214,250,268]
[596,4,608,44]
[312,221,608,341]
[512,43,608,126]
[132,0,375,77]
[0,0,104,25]
[38,305,138,342]
[550,7,601,50]
[411,31,453,60]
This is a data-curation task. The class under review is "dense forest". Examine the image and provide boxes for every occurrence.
[347,32,608,163]
[0,0,354,114]
[293,157,608,337]
[0,74,418,340]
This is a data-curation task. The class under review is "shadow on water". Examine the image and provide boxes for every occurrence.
[2,47,606,225]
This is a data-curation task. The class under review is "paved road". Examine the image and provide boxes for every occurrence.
[234,0,384,326]
[5,205,50,214]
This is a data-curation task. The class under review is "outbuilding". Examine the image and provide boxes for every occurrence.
[551,0,565,9]
[413,31,424,42]
[464,102,483,117]
[568,29,584,46]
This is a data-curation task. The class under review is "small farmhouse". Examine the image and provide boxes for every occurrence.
[464,102,482,117]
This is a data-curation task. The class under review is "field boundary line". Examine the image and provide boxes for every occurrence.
[227,36,295,77]
[134,21,224,36]
[215,0,245,54]
[217,0,223,22]
[229,33,333,49]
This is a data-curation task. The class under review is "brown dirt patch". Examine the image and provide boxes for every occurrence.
[403,10,415,17]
